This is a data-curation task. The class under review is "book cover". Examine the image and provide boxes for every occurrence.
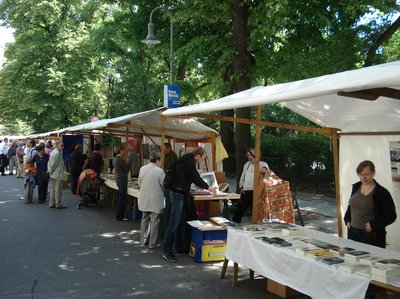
[321,256,345,265]
[331,247,356,256]
[256,236,292,247]
[305,249,336,260]
[375,259,400,266]
[344,250,370,259]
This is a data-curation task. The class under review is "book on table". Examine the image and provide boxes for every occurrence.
[265,223,296,232]
[371,273,400,284]
[355,267,371,277]
[295,246,319,255]
[374,259,400,267]
[186,220,224,231]
[305,249,336,260]
[331,247,355,255]
[358,255,384,266]
[209,216,240,228]
[338,262,370,273]
[321,256,345,265]
[281,227,304,237]
[371,264,400,277]
[344,250,370,260]
[256,236,292,247]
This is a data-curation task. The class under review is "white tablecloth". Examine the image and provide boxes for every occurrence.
[104,179,140,198]
[226,227,400,299]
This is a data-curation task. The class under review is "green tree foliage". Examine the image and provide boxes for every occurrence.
[0,1,398,184]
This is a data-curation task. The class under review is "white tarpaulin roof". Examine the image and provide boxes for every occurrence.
[163,61,400,133]
[30,108,217,140]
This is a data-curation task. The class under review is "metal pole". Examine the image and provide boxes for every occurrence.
[148,7,173,85]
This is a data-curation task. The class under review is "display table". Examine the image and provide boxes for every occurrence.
[223,227,400,299]
[103,179,140,220]
[192,193,240,218]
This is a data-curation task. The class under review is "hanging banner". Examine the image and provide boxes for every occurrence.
[164,85,180,108]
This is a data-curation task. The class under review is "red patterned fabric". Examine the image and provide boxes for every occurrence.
[256,180,295,224]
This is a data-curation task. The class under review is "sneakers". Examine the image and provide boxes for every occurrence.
[149,244,161,249]
[162,252,177,263]
[55,205,67,209]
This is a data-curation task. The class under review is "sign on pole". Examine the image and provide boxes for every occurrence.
[164,85,180,108]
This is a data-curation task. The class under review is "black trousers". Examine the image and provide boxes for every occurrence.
[232,190,254,223]
[0,154,8,174]
[36,172,49,203]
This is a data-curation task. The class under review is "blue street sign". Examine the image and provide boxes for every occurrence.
[164,85,180,108]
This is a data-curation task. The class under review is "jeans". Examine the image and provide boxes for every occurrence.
[163,190,185,254]
[115,178,128,220]
[159,190,171,240]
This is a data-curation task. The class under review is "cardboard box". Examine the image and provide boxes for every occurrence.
[201,244,226,262]
[190,227,227,263]
[267,279,301,298]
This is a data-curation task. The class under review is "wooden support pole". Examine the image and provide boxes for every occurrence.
[252,105,264,224]
[332,129,343,236]
[124,122,129,160]
[161,115,166,169]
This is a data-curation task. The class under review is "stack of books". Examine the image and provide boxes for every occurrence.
[344,250,370,261]
[371,259,400,284]
[209,216,241,229]
[338,262,370,273]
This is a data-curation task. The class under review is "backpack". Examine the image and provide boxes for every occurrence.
[163,161,176,190]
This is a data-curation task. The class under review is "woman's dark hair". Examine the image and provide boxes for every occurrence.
[356,160,375,174]
[30,139,36,147]
[36,144,45,152]
[93,144,101,151]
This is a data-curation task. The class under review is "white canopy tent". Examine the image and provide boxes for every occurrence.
[163,61,400,250]
[30,108,217,141]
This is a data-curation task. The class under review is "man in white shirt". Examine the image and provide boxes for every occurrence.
[0,138,9,175]
[232,148,269,223]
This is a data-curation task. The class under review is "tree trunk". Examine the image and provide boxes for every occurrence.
[230,0,252,189]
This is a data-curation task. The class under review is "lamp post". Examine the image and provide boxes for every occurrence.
[141,6,174,85]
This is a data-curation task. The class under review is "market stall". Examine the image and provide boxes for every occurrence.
[163,60,400,250]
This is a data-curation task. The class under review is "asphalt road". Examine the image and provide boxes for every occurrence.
[0,174,288,299]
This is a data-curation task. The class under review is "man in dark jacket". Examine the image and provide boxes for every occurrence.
[69,144,85,194]
[162,147,216,263]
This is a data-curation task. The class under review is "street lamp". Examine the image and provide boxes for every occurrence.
[141,6,173,85]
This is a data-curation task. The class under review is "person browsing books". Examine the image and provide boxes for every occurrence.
[233,148,269,223]
[162,147,217,263]
[344,160,396,248]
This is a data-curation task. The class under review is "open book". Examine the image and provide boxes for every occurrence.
[191,172,228,196]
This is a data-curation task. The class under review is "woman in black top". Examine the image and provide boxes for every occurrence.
[113,143,129,221]
[344,160,396,248]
